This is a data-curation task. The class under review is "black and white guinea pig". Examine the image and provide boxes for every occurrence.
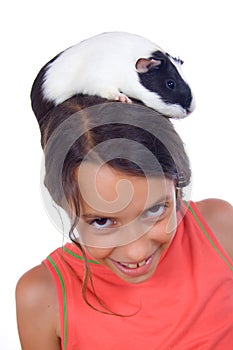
[32,31,195,119]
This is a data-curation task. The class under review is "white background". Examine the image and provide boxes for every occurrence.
[1,0,232,348]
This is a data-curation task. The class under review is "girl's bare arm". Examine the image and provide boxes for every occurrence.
[16,264,61,350]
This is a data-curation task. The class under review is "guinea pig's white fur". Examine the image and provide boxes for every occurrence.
[42,31,195,118]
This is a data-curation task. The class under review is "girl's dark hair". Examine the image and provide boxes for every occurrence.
[31,93,191,314]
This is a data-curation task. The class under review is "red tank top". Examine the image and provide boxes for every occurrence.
[43,201,233,349]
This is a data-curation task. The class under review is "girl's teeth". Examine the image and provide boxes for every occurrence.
[138,260,146,267]
[121,260,146,269]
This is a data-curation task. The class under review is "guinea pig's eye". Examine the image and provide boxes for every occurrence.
[166,80,176,90]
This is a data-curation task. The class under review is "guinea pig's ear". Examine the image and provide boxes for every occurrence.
[135,58,162,73]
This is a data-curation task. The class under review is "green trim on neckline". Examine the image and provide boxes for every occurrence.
[185,201,233,272]
[63,246,100,264]
[47,255,68,349]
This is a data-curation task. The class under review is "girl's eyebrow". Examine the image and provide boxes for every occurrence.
[80,195,173,219]
[81,213,110,220]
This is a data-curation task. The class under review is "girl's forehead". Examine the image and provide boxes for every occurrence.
[75,162,175,215]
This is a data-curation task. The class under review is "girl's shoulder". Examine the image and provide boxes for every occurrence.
[195,198,233,260]
[15,263,61,349]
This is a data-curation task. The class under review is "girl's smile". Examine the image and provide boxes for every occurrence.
[76,162,177,283]
[109,248,159,277]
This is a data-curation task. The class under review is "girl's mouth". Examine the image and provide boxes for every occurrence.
[120,260,147,269]
[110,250,158,277]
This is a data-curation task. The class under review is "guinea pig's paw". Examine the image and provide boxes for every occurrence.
[114,93,132,104]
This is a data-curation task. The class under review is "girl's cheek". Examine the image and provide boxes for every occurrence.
[149,216,177,243]
[84,246,114,261]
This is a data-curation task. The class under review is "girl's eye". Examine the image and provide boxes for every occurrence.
[143,204,166,220]
[90,218,114,229]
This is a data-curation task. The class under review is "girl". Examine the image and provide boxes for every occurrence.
[16,86,233,349]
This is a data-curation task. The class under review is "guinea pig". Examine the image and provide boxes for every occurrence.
[31,31,195,119]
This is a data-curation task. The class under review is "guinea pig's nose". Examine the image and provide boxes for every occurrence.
[184,96,192,109]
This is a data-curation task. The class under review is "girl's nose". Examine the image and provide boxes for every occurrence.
[118,223,152,262]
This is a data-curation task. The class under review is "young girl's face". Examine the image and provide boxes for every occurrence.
[75,162,177,284]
